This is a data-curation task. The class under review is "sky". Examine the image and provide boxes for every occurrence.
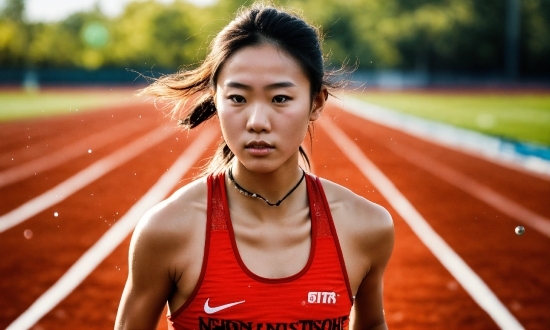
[4,0,217,22]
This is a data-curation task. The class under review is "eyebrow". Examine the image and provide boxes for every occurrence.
[224,81,297,90]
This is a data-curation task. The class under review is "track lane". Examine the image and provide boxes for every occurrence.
[6,126,219,330]
[319,117,521,329]
[32,135,221,330]
[0,116,153,188]
[0,105,163,215]
[323,105,550,328]
[1,97,549,329]
[0,125,176,233]
[311,114,499,328]
[0,103,198,327]
[0,103,146,168]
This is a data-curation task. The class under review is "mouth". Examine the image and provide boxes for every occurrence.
[245,141,274,149]
[245,141,274,155]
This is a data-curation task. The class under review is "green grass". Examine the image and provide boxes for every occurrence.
[352,91,550,146]
[0,89,139,121]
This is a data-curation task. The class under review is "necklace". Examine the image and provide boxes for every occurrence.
[227,168,305,206]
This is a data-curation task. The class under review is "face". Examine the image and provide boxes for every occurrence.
[214,43,326,174]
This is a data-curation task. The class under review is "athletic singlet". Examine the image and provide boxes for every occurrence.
[167,173,353,330]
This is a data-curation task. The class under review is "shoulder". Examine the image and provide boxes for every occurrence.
[318,177,394,261]
[319,177,392,230]
[130,176,209,258]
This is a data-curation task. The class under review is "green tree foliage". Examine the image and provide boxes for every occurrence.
[0,0,549,77]
[1,0,25,22]
[0,17,26,66]
[523,0,550,75]
[0,0,27,67]
[105,1,209,69]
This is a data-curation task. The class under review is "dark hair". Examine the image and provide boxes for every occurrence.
[141,3,342,174]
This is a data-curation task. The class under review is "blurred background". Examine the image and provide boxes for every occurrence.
[1,0,549,88]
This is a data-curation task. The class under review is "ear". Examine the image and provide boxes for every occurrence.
[309,87,328,121]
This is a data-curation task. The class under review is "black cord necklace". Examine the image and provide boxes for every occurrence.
[228,168,305,206]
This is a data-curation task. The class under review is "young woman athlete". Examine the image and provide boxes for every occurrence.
[115,4,394,330]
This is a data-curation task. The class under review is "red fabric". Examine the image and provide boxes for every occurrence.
[167,173,353,330]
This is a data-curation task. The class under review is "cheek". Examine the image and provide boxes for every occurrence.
[217,109,241,145]
[279,111,311,141]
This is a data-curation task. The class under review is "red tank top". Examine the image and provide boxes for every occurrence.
[167,173,353,330]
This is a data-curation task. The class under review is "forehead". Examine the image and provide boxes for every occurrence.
[216,44,310,88]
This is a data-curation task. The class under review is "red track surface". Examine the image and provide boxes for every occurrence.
[1,95,549,329]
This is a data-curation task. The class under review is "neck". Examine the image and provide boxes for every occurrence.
[229,167,305,206]
[228,163,306,210]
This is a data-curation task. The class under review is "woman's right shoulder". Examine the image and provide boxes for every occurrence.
[131,176,209,249]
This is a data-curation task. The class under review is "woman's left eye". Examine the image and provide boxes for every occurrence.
[272,95,290,103]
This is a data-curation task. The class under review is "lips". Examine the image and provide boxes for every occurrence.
[244,140,274,156]
[245,140,274,149]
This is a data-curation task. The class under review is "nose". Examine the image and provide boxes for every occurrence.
[246,103,271,133]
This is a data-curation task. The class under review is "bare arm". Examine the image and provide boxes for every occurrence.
[115,213,176,329]
[115,180,207,329]
[350,206,394,330]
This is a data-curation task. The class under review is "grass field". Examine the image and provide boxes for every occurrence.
[351,90,550,146]
[0,88,139,121]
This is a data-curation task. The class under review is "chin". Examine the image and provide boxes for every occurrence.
[237,159,279,174]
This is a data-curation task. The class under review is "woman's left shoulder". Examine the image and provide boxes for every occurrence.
[318,177,394,246]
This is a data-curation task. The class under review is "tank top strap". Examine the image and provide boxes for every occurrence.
[305,173,332,238]
[306,173,354,301]
[208,173,229,231]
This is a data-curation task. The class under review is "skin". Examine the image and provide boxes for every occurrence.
[115,43,394,330]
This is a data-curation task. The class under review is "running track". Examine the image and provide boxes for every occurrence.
[1,92,549,329]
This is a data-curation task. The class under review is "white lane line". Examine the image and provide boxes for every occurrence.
[319,118,523,330]
[0,117,151,188]
[386,143,550,239]
[6,126,218,330]
[0,125,175,233]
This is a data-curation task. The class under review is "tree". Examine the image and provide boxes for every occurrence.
[1,0,25,22]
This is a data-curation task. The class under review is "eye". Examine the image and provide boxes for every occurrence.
[229,95,246,103]
[272,95,290,103]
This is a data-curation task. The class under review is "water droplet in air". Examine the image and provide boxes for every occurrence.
[54,212,59,217]
[515,226,525,236]
[24,229,33,239]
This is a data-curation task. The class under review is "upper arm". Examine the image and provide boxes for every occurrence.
[350,201,394,330]
[115,211,178,329]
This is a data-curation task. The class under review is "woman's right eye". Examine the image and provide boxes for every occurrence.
[229,95,246,103]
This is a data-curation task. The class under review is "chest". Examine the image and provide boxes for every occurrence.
[231,214,312,279]
[170,230,352,328]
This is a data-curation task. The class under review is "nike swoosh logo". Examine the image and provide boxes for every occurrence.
[204,298,245,314]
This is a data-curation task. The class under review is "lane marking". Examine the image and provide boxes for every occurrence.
[0,117,152,188]
[6,126,218,330]
[0,125,174,233]
[386,142,550,239]
[339,97,550,180]
[319,118,523,330]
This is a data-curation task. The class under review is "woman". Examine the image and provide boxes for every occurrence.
[115,3,393,330]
